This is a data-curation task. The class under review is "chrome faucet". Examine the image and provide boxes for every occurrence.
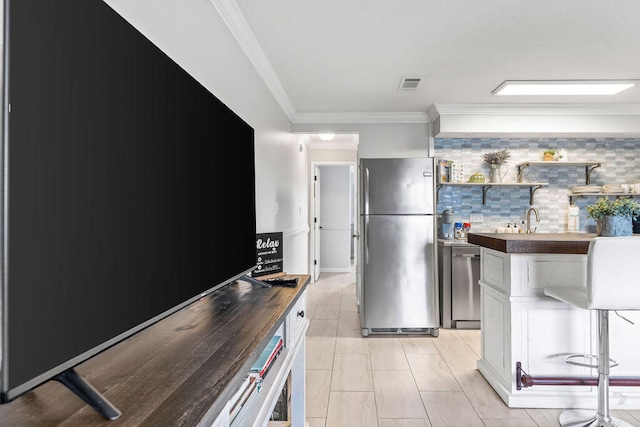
[526,207,540,233]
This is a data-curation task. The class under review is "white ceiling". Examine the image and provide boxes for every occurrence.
[223,0,640,121]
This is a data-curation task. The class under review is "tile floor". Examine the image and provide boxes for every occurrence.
[304,270,640,427]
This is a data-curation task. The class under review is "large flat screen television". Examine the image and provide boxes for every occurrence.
[1,0,257,419]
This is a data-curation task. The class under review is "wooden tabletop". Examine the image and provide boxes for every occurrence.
[467,232,596,254]
[0,275,310,427]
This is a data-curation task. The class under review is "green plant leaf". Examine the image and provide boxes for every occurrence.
[586,197,640,220]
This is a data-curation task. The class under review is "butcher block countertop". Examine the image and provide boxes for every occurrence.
[467,232,597,254]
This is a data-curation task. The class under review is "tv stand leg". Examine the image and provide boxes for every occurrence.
[54,368,121,420]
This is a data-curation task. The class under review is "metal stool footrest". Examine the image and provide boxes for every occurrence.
[564,353,618,369]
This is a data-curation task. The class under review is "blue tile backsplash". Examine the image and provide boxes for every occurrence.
[435,138,640,233]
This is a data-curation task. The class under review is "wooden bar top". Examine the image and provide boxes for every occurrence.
[467,232,596,254]
[0,274,310,427]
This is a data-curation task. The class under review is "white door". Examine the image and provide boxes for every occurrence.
[319,165,352,273]
[313,165,321,281]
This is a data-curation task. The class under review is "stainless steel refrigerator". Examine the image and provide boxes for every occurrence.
[359,157,439,337]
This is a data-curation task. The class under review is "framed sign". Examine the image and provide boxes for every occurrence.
[254,232,283,277]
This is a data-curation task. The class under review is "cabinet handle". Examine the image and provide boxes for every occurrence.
[297,310,305,318]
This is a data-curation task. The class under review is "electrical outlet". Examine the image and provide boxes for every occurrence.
[470,213,483,223]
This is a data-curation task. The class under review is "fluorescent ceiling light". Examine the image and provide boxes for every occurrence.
[318,133,336,141]
[492,80,635,96]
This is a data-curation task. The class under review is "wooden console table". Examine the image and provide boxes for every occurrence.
[0,275,310,426]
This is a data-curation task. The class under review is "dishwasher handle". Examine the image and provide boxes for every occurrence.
[451,246,481,257]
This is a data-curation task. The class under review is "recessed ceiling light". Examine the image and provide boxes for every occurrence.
[492,80,635,96]
[318,133,336,141]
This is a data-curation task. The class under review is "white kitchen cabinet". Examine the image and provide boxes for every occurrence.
[218,291,308,427]
[477,248,640,409]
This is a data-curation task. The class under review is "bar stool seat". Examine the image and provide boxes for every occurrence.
[544,236,640,427]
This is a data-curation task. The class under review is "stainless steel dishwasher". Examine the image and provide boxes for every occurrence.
[451,246,481,328]
[437,241,481,329]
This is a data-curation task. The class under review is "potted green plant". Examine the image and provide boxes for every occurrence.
[482,149,511,183]
[543,150,556,161]
[586,197,640,236]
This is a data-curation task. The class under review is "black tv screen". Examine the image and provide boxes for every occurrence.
[1,0,257,406]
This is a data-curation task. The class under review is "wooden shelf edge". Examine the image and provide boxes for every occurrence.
[438,182,549,186]
[569,192,638,196]
[515,161,603,167]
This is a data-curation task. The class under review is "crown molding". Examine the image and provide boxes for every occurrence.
[292,112,429,124]
[297,133,358,150]
[432,103,640,116]
[427,105,441,122]
[211,3,640,128]
[298,134,311,147]
[211,1,432,126]
[307,141,359,150]
[209,0,296,121]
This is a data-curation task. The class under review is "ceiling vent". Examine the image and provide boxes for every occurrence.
[399,77,421,91]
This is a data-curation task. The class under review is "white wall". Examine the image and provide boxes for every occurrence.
[105,0,310,274]
[307,148,358,164]
[294,122,432,158]
[431,104,640,138]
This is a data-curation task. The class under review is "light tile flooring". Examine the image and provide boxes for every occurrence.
[304,270,640,427]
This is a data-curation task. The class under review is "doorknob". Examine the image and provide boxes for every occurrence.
[353,233,360,238]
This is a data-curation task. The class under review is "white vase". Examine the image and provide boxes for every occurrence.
[489,164,502,183]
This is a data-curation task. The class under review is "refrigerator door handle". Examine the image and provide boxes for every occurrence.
[363,167,370,215]
[364,216,369,264]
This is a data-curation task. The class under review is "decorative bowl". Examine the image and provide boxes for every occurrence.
[468,172,485,183]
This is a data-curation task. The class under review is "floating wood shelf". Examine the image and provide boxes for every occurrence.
[437,182,548,205]
[516,161,603,185]
[568,192,637,205]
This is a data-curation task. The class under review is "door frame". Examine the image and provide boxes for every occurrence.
[309,161,358,282]
[313,165,321,281]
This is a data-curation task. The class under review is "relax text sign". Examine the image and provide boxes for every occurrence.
[254,232,283,277]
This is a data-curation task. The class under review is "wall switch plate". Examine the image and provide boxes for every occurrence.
[470,213,483,223]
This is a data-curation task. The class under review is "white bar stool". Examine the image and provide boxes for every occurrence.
[544,236,640,427]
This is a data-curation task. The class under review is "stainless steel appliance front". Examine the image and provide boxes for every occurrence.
[451,246,481,328]
[359,158,438,337]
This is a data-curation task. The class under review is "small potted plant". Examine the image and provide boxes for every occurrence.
[543,150,556,161]
[586,197,640,236]
[482,149,511,183]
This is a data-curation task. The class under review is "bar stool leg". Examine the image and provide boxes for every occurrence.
[558,310,634,427]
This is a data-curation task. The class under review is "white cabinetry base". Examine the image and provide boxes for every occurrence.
[478,249,640,410]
